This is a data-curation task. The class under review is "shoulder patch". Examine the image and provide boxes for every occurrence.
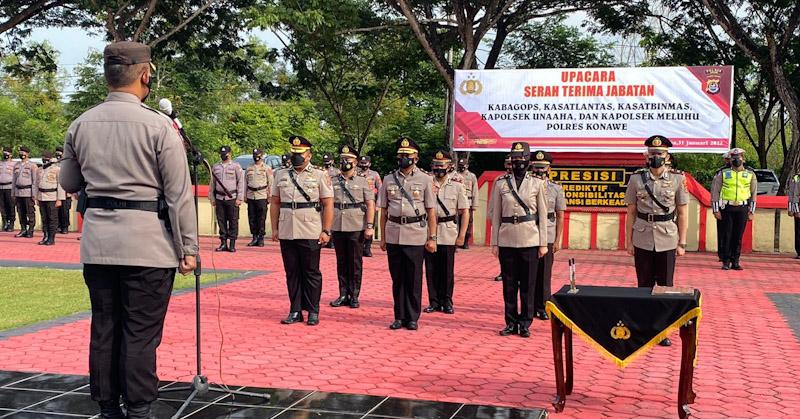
[634,168,646,174]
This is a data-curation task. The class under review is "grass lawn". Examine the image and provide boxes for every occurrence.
[0,267,239,331]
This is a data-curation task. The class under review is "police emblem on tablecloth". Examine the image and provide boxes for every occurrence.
[611,321,631,340]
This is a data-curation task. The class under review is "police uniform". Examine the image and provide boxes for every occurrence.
[530,151,566,320]
[330,145,375,308]
[490,155,512,282]
[490,143,548,337]
[322,153,341,179]
[13,146,37,238]
[357,156,382,256]
[711,148,757,270]
[271,135,333,326]
[377,137,437,330]
[715,153,731,261]
[35,151,66,245]
[424,151,469,314]
[788,174,800,258]
[245,148,273,247]
[0,148,15,231]
[456,158,478,249]
[60,41,198,418]
[211,145,245,252]
[54,146,72,234]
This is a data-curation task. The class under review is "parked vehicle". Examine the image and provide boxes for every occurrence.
[233,154,282,171]
[754,169,780,196]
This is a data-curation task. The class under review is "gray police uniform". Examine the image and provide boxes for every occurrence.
[789,175,800,257]
[0,156,14,229]
[35,161,66,244]
[457,169,478,247]
[331,173,374,304]
[245,162,273,243]
[211,160,245,244]
[13,159,38,234]
[534,180,566,313]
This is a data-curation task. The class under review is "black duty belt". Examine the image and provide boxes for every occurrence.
[501,213,537,225]
[437,215,457,223]
[280,202,320,210]
[637,211,675,222]
[248,185,268,191]
[39,188,57,193]
[335,202,365,210]
[15,184,32,189]
[0,182,11,186]
[548,212,556,222]
[388,214,427,224]
[87,197,160,212]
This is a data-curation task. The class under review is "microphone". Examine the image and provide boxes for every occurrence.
[158,98,183,129]
[159,98,203,164]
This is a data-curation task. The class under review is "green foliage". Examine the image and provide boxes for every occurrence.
[504,17,616,68]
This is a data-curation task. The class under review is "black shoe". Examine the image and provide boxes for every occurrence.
[795,255,800,259]
[257,235,265,247]
[215,239,227,252]
[14,225,27,238]
[389,320,403,330]
[1,220,9,232]
[23,227,33,238]
[461,243,469,250]
[423,305,439,313]
[494,274,503,281]
[519,327,531,338]
[247,236,258,246]
[405,321,418,330]
[45,231,55,245]
[98,400,124,419]
[443,305,454,314]
[499,324,518,336]
[659,338,672,347]
[349,299,359,308]
[228,240,236,252]
[38,232,48,245]
[363,247,373,257]
[330,296,349,307]
[125,401,152,419]
[324,241,334,249]
[60,227,69,234]
[281,312,304,324]
[535,310,549,320]
[732,261,743,270]
[307,313,319,326]
[722,262,731,270]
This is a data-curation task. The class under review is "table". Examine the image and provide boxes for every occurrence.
[545,285,701,418]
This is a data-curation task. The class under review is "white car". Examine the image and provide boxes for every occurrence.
[753,169,779,196]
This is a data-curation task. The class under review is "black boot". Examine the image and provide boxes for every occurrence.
[14,225,27,238]
[38,231,48,245]
[281,312,304,324]
[45,230,55,245]
[228,239,236,252]
[98,399,124,419]
[257,234,265,247]
[247,236,258,246]
[23,225,33,238]
[363,240,373,257]
[125,401,152,419]
[1,220,8,232]
[215,238,228,252]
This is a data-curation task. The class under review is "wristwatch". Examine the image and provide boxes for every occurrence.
[678,243,686,249]
[428,235,437,241]
[366,223,374,229]
[322,229,331,236]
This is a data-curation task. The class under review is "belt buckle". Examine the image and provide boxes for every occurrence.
[400,216,408,224]
[512,215,519,224]
[647,214,654,222]
[291,202,298,210]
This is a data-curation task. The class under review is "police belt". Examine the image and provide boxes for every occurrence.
[723,200,749,206]
[437,215,457,223]
[0,182,10,186]
[501,213,537,225]
[248,185,268,191]
[335,202,365,210]
[39,188,57,193]
[280,201,321,210]
[548,212,556,222]
[637,211,675,222]
[388,214,427,224]
[15,184,32,189]
[86,197,171,232]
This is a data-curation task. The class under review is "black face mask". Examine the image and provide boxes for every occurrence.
[532,169,548,178]
[731,157,743,167]
[291,153,305,167]
[397,157,414,169]
[19,153,28,160]
[323,162,332,168]
[253,155,261,162]
[55,153,63,160]
[2,153,10,160]
[457,166,466,172]
[142,74,152,102]
[340,160,354,172]
[433,168,448,178]
[220,153,228,161]
[512,161,528,176]
[357,164,368,172]
[648,156,665,169]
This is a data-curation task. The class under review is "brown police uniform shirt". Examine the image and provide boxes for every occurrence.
[325,166,341,180]
[211,161,245,201]
[462,170,479,209]
[624,169,689,252]
[359,169,382,195]
[788,175,800,214]
[545,180,567,245]
[0,160,14,190]
[60,92,198,268]
[271,164,333,240]
[13,160,38,198]
[332,173,374,232]
[35,164,66,202]
[245,163,273,200]
[489,173,548,248]
[377,168,436,246]
[433,176,469,245]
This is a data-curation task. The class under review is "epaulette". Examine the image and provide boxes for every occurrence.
[669,168,684,174]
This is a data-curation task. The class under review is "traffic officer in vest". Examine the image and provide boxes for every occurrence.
[35,151,65,245]
[60,40,198,419]
[788,173,800,259]
[711,148,757,270]
[271,135,333,326]
[357,155,382,257]
[330,145,375,309]
[715,151,731,261]
[490,142,548,338]
[13,145,38,238]
[210,146,245,252]
[456,157,478,249]
[378,136,437,330]
[491,154,513,282]
[54,146,73,234]
[529,150,566,321]
[423,150,469,314]
[0,147,14,231]
[245,148,273,247]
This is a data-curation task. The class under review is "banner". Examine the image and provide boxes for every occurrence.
[550,166,640,207]
[453,66,733,153]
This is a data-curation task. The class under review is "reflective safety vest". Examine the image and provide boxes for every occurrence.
[721,169,752,202]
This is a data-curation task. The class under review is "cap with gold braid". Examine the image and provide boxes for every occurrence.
[338,144,358,159]
[510,141,531,158]
[530,150,553,168]
[396,136,419,155]
[644,135,672,151]
[289,135,312,153]
[431,150,451,167]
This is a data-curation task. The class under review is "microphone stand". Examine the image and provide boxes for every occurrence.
[158,123,269,418]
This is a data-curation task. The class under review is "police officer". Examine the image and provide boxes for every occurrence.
[715,152,731,261]
[35,151,65,245]
[280,153,291,169]
[330,145,375,309]
[245,148,273,247]
[210,145,245,252]
[54,146,72,234]
[0,147,14,231]
[13,146,37,238]
[530,150,566,320]
[60,41,198,419]
[788,173,800,259]
[322,153,340,179]
[491,154,512,282]
[711,148,757,270]
[423,151,469,314]
[271,135,333,326]
[378,137,437,330]
[357,155,382,257]
[490,143,548,338]
[456,157,478,249]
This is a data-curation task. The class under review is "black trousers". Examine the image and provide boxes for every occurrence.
[280,239,323,313]
[333,231,364,299]
[720,205,749,264]
[84,264,175,404]
[15,196,35,227]
[386,244,424,322]
[716,218,725,260]
[247,199,267,236]
[795,217,800,256]
[633,247,676,287]
[457,210,474,245]
[0,189,14,223]
[424,244,456,308]
[215,199,239,240]
[534,243,555,312]
[39,201,58,234]
[498,246,538,328]
[58,197,72,230]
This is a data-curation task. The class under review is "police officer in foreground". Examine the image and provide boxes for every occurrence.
[210,146,245,252]
[624,135,689,346]
[357,155,382,256]
[490,154,512,282]
[378,137,437,330]
[456,157,478,249]
[529,150,566,321]
[55,146,72,234]
[0,147,14,231]
[715,151,731,261]
[490,143,548,338]
[245,148,273,247]
[330,145,375,308]
[60,41,198,419]
[711,148,757,270]
[788,173,800,259]
[423,151,468,314]
[271,135,333,326]
[13,146,38,238]
[35,151,65,245]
